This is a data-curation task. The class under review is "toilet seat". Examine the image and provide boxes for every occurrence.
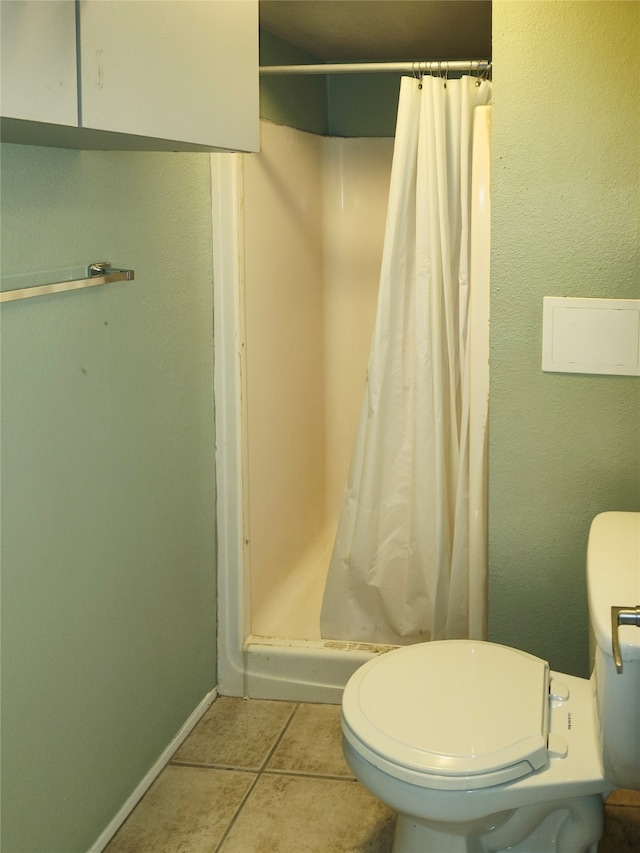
[342,640,552,791]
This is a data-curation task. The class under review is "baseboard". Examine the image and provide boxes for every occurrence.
[87,686,218,853]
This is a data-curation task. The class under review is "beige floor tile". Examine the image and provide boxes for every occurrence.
[607,788,640,807]
[267,702,354,778]
[598,803,640,853]
[218,774,396,853]
[172,696,296,770]
[105,765,255,853]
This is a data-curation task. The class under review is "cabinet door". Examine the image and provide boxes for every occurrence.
[0,0,78,125]
[78,0,259,152]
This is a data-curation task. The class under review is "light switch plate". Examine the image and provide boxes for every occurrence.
[542,297,640,376]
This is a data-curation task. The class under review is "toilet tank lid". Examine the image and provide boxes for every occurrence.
[587,512,640,663]
[342,641,550,788]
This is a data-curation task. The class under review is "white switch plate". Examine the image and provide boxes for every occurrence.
[542,296,640,376]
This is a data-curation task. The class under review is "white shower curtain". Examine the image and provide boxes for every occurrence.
[320,75,492,645]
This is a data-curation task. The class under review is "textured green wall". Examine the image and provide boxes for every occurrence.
[0,145,216,852]
[328,73,401,137]
[489,1,640,676]
[260,30,329,134]
[260,29,400,137]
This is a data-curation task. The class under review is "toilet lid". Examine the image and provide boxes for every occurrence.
[342,641,551,791]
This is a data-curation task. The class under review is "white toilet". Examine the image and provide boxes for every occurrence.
[341,511,640,852]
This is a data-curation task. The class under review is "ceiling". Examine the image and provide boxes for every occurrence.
[259,1,492,62]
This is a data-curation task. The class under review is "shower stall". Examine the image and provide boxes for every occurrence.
[212,105,491,702]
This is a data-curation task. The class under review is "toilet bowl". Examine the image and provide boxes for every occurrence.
[340,512,640,852]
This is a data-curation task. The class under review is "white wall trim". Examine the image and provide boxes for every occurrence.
[210,152,249,697]
[87,687,218,853]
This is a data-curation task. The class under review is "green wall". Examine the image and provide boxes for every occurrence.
[489,1,640,676]
[260,29,400,137]
[0,145,217,852]
[328,73,401,137]
[260,30,329,134]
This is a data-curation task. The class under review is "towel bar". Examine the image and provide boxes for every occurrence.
[0,262,135,303]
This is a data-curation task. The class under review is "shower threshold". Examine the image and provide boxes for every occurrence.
[241,634,397,704]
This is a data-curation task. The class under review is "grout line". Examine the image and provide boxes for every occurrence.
[170,759,263,772]
[213,770,261,853]
[170,759,356,782]
[262,768,357,782]
[170,758,356,779]
[213,702,301,852]
[259,702,301,772]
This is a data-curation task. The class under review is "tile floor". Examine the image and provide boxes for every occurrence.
[106,697,640,853]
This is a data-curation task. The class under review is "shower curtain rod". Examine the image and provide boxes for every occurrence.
[259,59,491,76]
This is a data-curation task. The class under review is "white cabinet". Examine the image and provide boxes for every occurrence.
[0,1,78,126]
[1,0,259,152]
[78,0,258,151]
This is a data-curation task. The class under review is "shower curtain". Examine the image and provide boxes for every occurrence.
[320,75,492,645]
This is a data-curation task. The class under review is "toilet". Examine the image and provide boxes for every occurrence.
[341,511,640,852]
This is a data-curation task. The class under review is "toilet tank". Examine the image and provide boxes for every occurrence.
[587,511,640,790]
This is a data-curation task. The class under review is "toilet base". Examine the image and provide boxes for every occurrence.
[392,816,489,852]
[390,795,604,853]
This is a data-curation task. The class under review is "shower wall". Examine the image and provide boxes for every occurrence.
[242,120,393,638]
